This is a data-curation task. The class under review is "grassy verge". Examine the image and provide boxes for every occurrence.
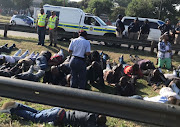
[0,15,11,24]
[0,35,179,127]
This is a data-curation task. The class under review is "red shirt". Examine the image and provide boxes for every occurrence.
[124,66,143,77]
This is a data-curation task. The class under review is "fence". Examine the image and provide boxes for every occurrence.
[0,76,180,127]
[0,23,180,53]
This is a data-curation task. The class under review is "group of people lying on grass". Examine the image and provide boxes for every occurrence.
[0,42,180,126]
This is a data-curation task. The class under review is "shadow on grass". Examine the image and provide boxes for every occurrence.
[136,82,148,96]
[90,82,116,95]
[0,36,37,44]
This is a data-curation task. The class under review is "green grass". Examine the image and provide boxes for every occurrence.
[0,34,180,127]
[0,15,11,23]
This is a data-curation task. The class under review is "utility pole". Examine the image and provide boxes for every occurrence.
[158,0,163,19]
[64,0,66,7]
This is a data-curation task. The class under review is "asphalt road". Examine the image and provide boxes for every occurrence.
[0,30,49,39]
[0,29,179,54]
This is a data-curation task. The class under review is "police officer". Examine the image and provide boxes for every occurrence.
[48,11,59,47]
[68,30,91,89]
[115,14,125,38]
[37,8,47,46]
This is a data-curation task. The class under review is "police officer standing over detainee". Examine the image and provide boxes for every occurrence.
[48,11,59,47]
[36,8,47,46]
[68,30,91,89]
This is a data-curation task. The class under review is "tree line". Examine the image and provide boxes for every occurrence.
[0,0,179,23]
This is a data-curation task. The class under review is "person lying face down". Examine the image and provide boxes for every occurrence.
[0,102,107,127]
[35,51,52,70]
[12,65,45,82]
[129,55,155,70]
[43,65,68,86]
[0,63,23,77]
[0,49,29,64]
[87,61,105,86]
[115,76,135,96]
[147,69,168,86]
[0,43,16,54]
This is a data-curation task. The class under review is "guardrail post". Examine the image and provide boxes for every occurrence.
[4,24,9,38]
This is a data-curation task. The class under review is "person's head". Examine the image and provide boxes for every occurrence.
[134,18,139,23]
[51,11,56,16]
[167,96,177,105]
[118,14,123,20]
[165,18,171,25]
[79,30,87,38]
[146,61,154,69]
[152,69,160,77]
[132,64,139,72]
[40,8,44,14]
[144,19,149,24]
[0,56,5,65]
[178,20,180,26]
[40,51,52,60]
[96,115,107,126]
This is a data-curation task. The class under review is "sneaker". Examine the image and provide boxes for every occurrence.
[0,101,18,113]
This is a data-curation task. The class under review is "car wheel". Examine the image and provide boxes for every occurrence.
[11,20,16,25]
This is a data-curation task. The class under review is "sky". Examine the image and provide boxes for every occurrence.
[69,0,82,2]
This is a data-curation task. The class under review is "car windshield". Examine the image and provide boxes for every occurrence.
[95,17,107,26]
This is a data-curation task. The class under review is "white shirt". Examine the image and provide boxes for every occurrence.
[0,55,16,63]
[164,45,170,58]
[68,36,91,58]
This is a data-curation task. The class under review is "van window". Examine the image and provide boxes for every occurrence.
[46,10,60,18]
[84,17,100,26]
[123,19,134,25]
[149,22,159,29]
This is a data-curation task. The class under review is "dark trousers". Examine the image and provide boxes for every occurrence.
[0,44,14,53]
[37,26,46,45]
[70,56,86,89]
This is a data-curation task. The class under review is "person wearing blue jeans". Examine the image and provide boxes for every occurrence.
[69,56,87,89]
[0,102,107,127]
[68,30,91,89]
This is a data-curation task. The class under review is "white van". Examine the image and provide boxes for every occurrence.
[122,16,165,42]
[34,4,116,37]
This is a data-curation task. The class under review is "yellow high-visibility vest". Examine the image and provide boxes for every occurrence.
[37,14,46,27]
[48,16,58,30]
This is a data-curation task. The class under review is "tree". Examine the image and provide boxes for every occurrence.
[113,0,132,7]
[125,0,154,18]
[85,0,113,16]
[13,0,33,9]
[42,0,68,6]
[111,6,126,21]
[0,0,14,8]
[125,0,180,23]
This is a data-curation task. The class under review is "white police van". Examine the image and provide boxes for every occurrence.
[34,4,116,37]
[122,16,165,42]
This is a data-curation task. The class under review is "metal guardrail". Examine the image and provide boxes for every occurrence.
[0,23,180,53]
[0,76,180,127]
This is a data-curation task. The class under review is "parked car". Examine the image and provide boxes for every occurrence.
[10,15,34,27]
[121,16,165,42]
